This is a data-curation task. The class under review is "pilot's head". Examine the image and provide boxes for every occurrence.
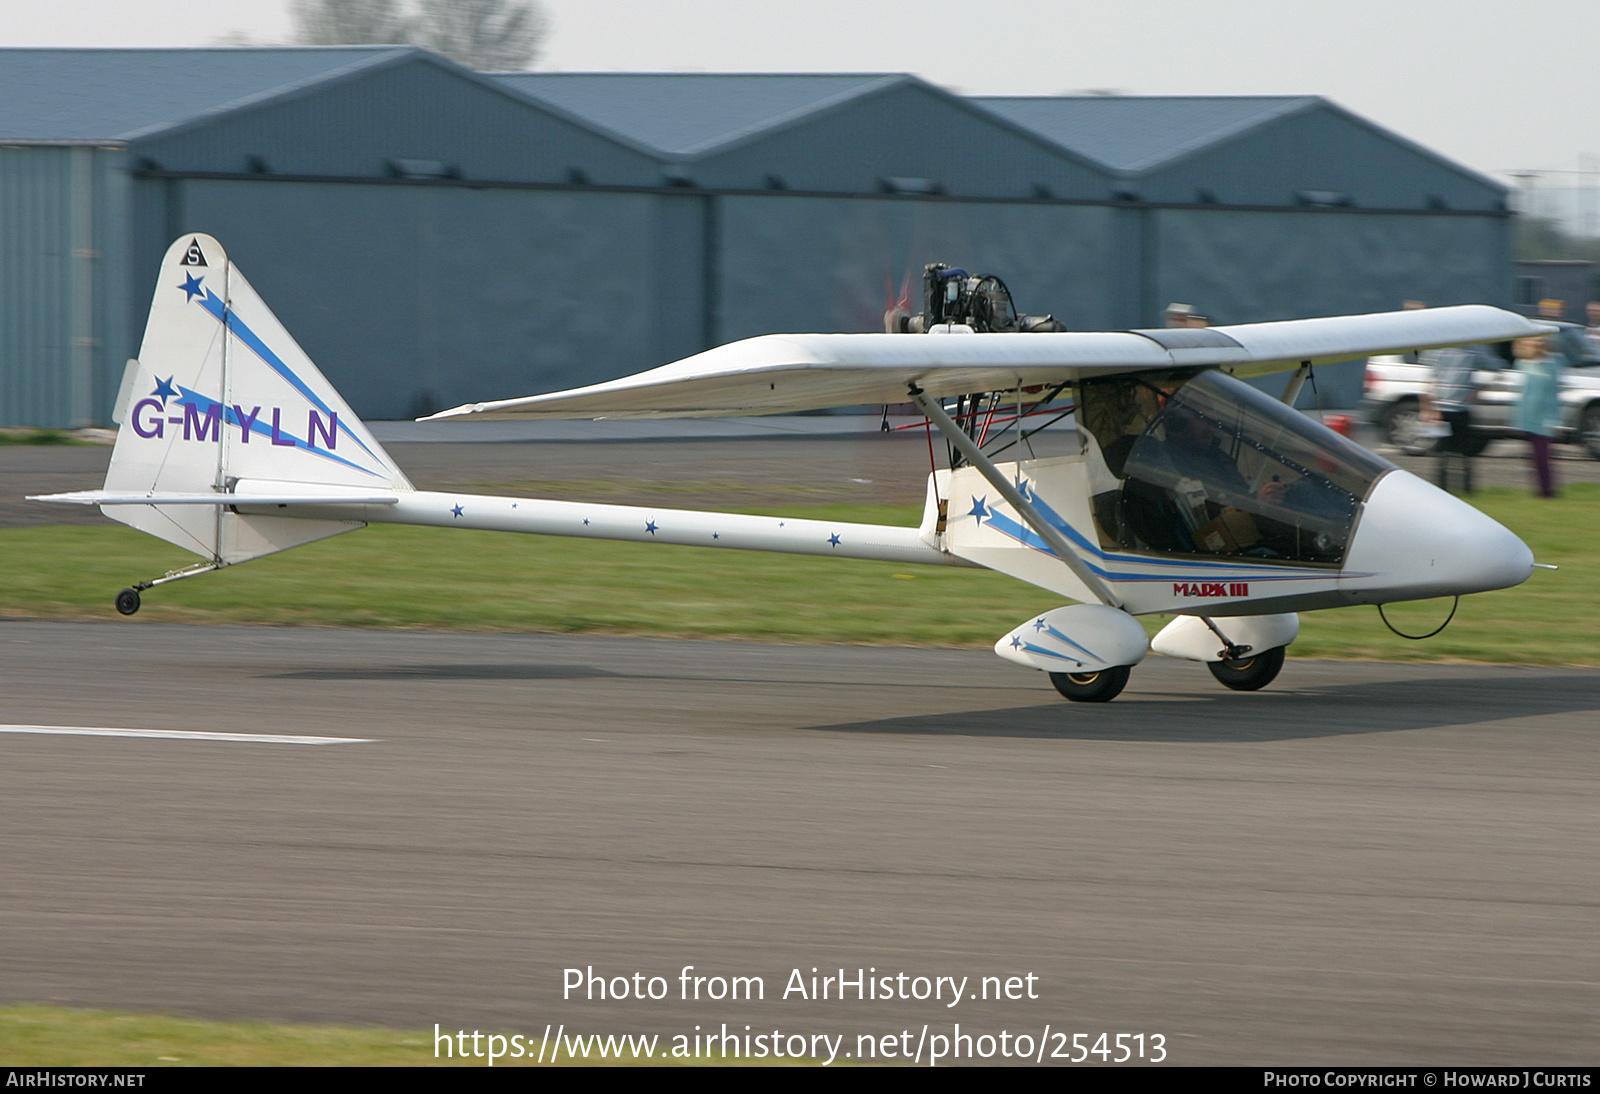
[1165,406,1214,448]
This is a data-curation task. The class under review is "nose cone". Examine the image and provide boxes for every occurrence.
[1344,470,1533,600]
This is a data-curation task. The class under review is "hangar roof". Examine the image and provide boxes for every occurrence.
[495,72,905,157]
[973,93,1505,207]
[0,51,1502,206]
[493,72,1113,199]
[0,47,411,142]
[971,95,1319,174]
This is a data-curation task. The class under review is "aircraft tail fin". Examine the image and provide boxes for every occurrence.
[85,234,413,564]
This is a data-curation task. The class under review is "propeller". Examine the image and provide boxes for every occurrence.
[883,270,914,333]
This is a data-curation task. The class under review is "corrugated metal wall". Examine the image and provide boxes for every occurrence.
[715,195,1123,341]
[175,178,663,419]
[0,145,128,428]
[1152,208,1511,404]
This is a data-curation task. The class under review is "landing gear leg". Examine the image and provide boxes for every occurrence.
[112,560,224,617]
[1049,665,1132,703]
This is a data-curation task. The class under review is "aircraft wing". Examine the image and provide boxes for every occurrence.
[426,305,1550,420]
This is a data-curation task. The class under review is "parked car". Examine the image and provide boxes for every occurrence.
[1364,323,1600,458]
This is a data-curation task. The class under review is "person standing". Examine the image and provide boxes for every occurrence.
[1427,347,1479,493]
[1510,335,1567,498]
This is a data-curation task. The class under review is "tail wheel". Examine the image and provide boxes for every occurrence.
[114,588,141,616]
[1206,646,1286,691]
[1049,665,1131,703]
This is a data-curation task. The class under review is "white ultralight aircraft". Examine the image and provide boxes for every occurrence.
[33,235,1552,702]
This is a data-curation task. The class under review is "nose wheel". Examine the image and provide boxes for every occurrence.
[1049,665,1131,703]
[1206,646,1285,691]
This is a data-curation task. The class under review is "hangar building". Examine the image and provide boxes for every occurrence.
[0,49,1511,426]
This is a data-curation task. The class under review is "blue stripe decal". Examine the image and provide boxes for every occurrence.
[985,509,1058,557]
[1041,623,1101,661]
[1019,641,1084,664]
[198,290,385,467]
[176,387,382,479]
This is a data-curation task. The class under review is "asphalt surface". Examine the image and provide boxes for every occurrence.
[2,621,1597,1066]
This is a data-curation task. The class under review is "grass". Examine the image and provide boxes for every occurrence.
[0,503,1058,646]
[0,1004,787,1067]
[0,488,1593,663]
[0,428,81,445]
[0,1005,464,1067]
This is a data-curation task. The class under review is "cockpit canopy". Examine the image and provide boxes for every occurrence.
[1080,369,1395,566]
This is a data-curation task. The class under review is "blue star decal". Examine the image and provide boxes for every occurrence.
[150,375,178,407]
[1017,478,1034,502]
[967,495,990,521]
[645,520,658,535]
[511,503,518,509]
[1032,617,1048,632]
[712,532,719,539]
[1010,635,1023,650]
[178,273,205,302]
[451,504,464,518]
[583,518,590,525]
[828,533,841,547]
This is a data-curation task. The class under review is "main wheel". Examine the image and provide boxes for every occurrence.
[114,588,141,616]
[1049,665,1131,703]
[1380,398,1436,456]
[1206,646,1285,691]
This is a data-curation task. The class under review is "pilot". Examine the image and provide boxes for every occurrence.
[1160,407,1286,505]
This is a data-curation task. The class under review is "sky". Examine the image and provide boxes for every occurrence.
[0,0,1588,197]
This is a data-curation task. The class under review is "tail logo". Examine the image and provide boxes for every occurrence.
[179,239,209,267]
[130,395,338,451]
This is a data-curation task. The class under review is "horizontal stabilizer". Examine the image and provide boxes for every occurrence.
[30,491,401,507]
[426,305,1551,420]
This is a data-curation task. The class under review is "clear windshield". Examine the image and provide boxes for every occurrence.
[1080,370,1394,566]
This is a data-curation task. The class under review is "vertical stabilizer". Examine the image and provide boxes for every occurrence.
[103,235,411,563]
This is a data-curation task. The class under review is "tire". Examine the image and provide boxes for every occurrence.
[114,588,141,616]
[1380,398,1436,456]
[1581,404,1600,461]
[1206,646,1285,691]
[1049,665,1131,703]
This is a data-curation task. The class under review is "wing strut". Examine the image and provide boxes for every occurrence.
[908,385,1123,609]
[1280,360,1313,406]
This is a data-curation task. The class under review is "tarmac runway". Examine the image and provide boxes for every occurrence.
[2,620,1597,1065]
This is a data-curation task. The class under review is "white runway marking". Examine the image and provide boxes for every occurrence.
[0,725,375,745]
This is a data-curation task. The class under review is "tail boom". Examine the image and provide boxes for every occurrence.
[241,487,968,568]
